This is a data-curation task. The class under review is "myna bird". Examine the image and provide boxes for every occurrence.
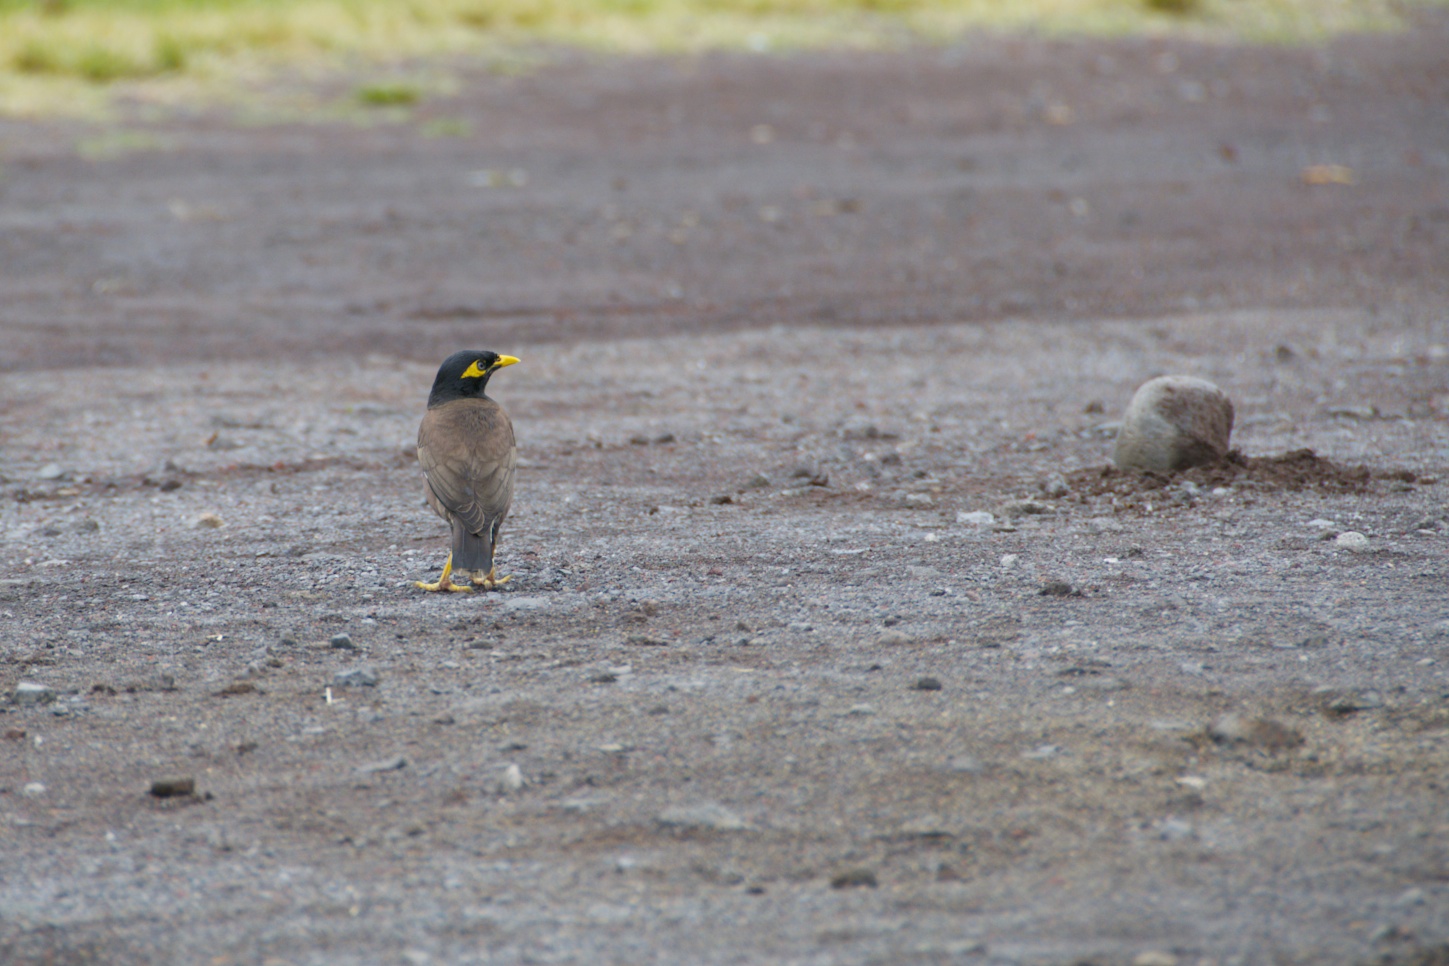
[415,350,519,592]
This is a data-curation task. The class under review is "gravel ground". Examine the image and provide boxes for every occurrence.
[2,16,1448,966]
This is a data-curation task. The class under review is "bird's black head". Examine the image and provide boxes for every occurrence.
[428,349,520,407]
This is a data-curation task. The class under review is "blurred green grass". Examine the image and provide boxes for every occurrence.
[0,0,1444,116]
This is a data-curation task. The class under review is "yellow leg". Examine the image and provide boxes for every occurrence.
[471,566,512,590]
[415,552,474,593]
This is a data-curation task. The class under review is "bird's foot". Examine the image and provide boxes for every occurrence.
[415,575,474,593]
[416,553,474,593]
[471,568,512,591]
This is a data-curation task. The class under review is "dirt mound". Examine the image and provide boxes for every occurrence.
[1069,448,1387,497]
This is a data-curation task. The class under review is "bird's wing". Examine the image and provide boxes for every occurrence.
[417,400,517,536]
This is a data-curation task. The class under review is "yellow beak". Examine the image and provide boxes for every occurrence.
[494,355,520,368]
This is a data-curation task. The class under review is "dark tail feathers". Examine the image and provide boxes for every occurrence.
[451,519,495,573]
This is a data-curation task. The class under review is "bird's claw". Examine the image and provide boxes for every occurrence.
[416,553,473,592]
[415,576,474,593]
[471,569,512,590]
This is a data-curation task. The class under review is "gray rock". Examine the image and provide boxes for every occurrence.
[329,633,356,650]
[1113,375,1234,472]
[656,802,749,832]
[187,512,225,529]
[878,630,912,646]
[493,763,525,794]
[1022,744,1060,760]
[912,676,943,691]
[501,596,549,612]
[1335,531,1370,551]
[1208,713,1303,750]
[37,463,66,481]
[999,498,1048,518]
[13,682,56,707]
[150,777,196,798]
[334,667,379,687]
[356,755,407,774]
[829,867,878,889]
[1040,473,1071,498]
[957,510,995,526]
[21,782,46,798]
[1317,688,1384,716]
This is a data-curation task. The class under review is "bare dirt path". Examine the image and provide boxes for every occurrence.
[1,15,1448,966]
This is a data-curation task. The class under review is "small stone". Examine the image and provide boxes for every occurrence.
[1087,517,1124,534]
[1113,375,1234,472]
[656,803,749,832]
[999,554,1019,570]
[590,671,618,684]
[653,432,676,444]
[334,667,379,688]
[625,634,669,646]
[999,498,1048,518]
[1022,744,1060,760]
[1394,887,1427,907]
[1335,531,1370,551]
[356,755,407,774]
[957,510,995,526]
[501,596,548,612]
[1154,818,1195,842]
[213,681,260,697]
[1325,405,1377,420]
[1040,473,1071,498]
[1132,952,1179,966]
[629,434,650,445]
[830,867,878,889]
[912,676,943,691]
[1208,713,1303,750]
[710,494,735,505]
[1039,581,1080,597]
[902,492,933,507]
[188,512,225,529]
[493,763,525,794]
[13,682,56,707]
[745,473,771,489]
[329,633,356,650]
[1317,688,1384,716]
[22,782,47,797]
[38,463,66,480]
[878,630,912,646]
[149,777,196,798]
[1083,399,1105,415]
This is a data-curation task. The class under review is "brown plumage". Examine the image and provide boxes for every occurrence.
[415,350,519,592]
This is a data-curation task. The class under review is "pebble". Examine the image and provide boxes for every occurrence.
[1113,375,1234,472]
[1132,952,1179,966]
[22,782,47,798]
[1040,473,1071,498]
[150,777,196,798]
[1394,887,1427,907]
[957,510,995,526]
[912,676,943,691]
[356,755,407,774]
[187,512,225,529]
[334,667,379,688]
[656,803,749,832]
[829,867,878,889]
[1087,517,1124,533]
[493,763,525,794]
[902,492,933,507]
[13,682,56,707]
[501,596,549,612]
[1154,818,1195,841]
[1000,553,1019,570]
[1039,581,1080,597]
[329,634,356,650]
[878,630,912,646]
[1317,688,1384,716]
[1335,531,1370,551]
[999,498,1048,518]
[1208,713,1303,750]
[1022,744,1060,760]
